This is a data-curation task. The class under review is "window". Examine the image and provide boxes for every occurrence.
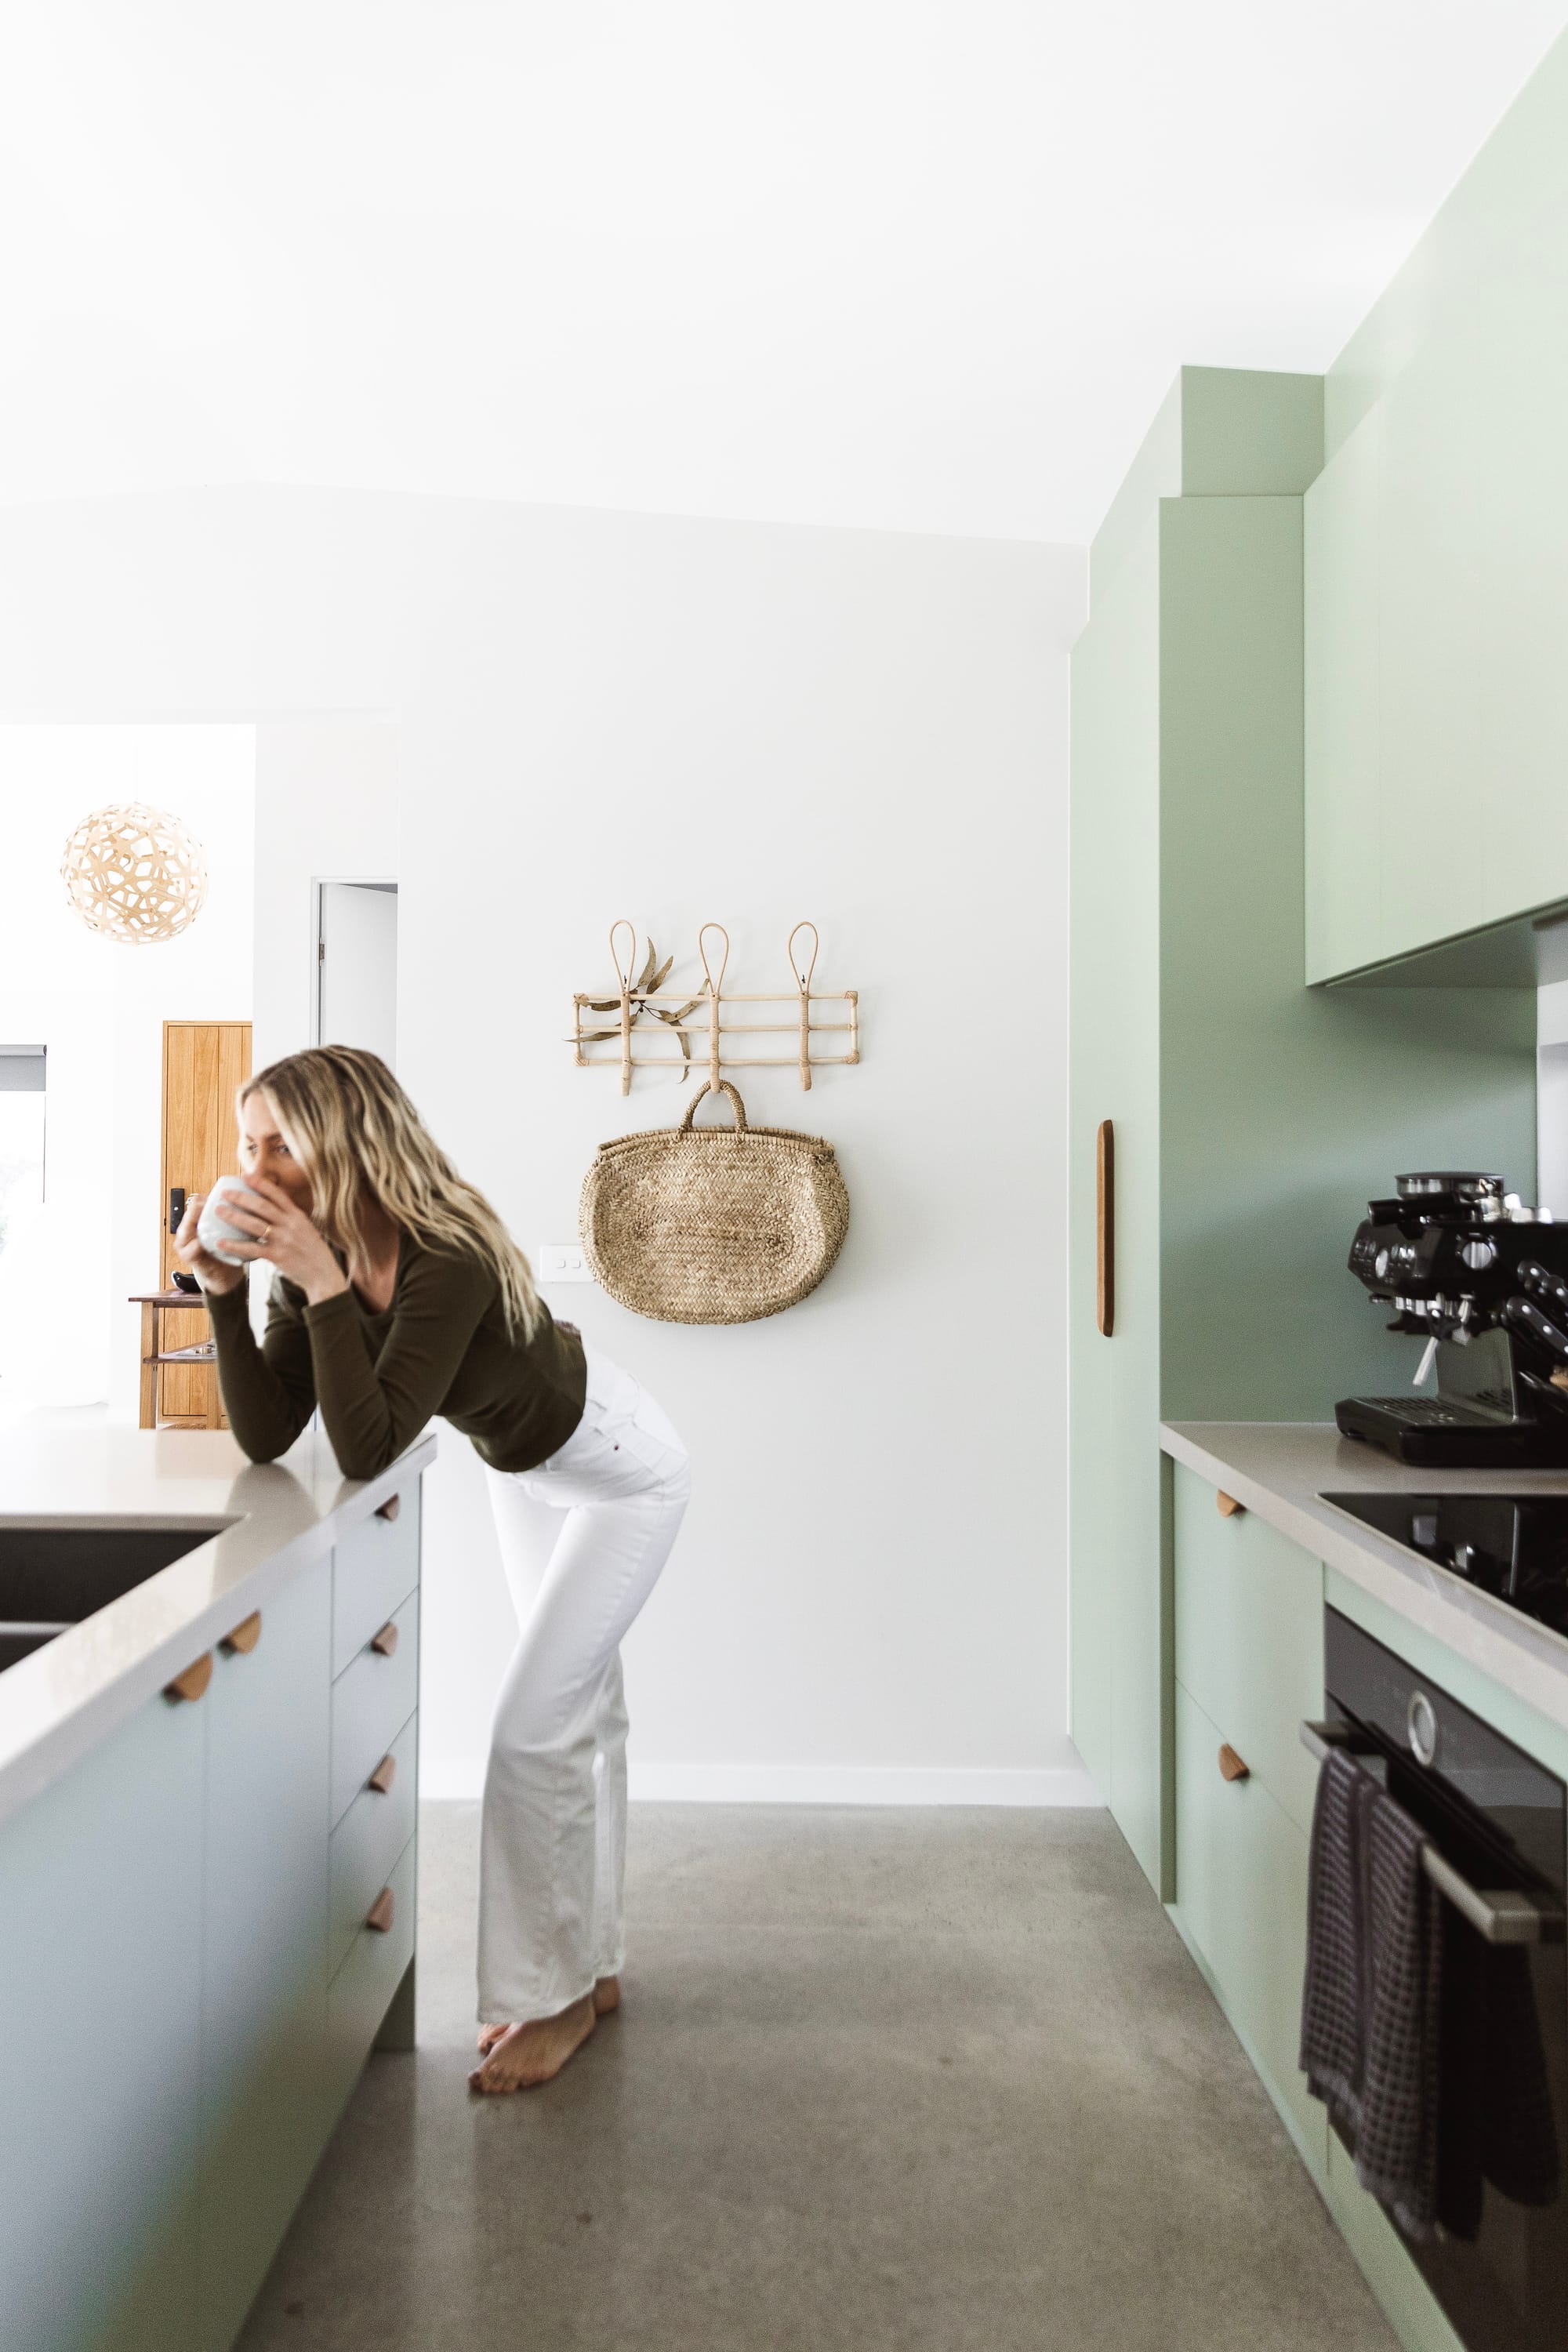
[0,1047,46,1258]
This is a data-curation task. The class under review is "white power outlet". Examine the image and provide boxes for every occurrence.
[539,1242,593,1283]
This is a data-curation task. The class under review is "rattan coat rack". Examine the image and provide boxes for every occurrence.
[572,920,859,1094]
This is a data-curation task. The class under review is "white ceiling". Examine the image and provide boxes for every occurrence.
[3,2,1566,544]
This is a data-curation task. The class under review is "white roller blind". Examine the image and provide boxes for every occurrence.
[0,1047,45,1093]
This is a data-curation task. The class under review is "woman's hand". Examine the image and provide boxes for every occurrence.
[205,1174,350,1307]
[172,1192,246,1296]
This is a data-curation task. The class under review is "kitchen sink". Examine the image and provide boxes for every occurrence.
[0,1628,58,1671]
[0,1524,228,1675]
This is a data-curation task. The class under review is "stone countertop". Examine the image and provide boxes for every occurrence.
[0,1422,437,1830]
[1160,1421,1568,1733]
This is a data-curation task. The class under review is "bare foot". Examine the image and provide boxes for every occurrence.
[476,1978,619,2056]
[468,1994,597,2092]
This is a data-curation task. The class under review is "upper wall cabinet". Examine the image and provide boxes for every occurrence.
[1306,356,1568,982]
[1305,35,1568,983]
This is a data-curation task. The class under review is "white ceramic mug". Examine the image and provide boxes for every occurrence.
[197,1174,268,1266]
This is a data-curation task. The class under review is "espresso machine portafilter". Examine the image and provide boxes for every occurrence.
[1338,1173,1568,1465]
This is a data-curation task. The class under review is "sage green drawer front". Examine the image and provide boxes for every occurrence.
[1174,1681,1327,2176]
[332,1486,420,1677]
[328,1711,418,1978]
[325,1834,415,2104]
[1172,1463,1325,1835]
[330,1592,419,1828]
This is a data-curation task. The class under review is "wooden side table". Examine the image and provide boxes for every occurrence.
[129,1291,223,1430]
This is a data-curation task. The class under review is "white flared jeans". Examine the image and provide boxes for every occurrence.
[478,1348,690,2025]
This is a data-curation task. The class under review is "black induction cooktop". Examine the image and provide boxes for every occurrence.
[1322,1490,1568,1639]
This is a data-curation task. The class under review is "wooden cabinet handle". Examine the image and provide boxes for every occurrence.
[368,1753,397,1795]
[370,1621,399,1658]
[366,1886,396,1933]
[1218,1744,1250,1783]
[1216,1490,1244,1519]
[220,1611,262,1655]
[376,1494,401,1523]
[1095,1120,1114,1338]
[164,1653,213,1704]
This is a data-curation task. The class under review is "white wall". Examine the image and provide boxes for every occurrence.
[252,718,399,1071]
[0,724,253,1421]
[0,488,1086,1802]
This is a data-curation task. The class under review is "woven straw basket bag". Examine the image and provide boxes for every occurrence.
[579,1080,850,1325]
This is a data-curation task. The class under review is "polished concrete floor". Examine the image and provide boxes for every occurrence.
[238,1802,1398,2351]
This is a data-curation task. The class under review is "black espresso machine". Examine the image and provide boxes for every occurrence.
[1338,1171,1568,1466]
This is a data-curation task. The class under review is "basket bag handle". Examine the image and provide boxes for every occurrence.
[679,1079,749,1132]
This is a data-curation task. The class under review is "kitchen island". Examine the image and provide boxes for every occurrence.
[0,1421,435,2352]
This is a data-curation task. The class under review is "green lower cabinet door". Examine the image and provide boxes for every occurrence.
[1171,1465,1324,1836]
[198,1559,332,2351]
[1174,1680,1327,2179]
[0,1687,205,2352]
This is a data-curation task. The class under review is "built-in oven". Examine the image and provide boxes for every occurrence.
[1310,1608,1568,2351]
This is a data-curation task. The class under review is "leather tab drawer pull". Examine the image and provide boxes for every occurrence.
[366,1886,396,1933]
[376,1494,401,1523]
[370,1621,400,1659]
[1218,1744,1250,1783]
[1216,1490,1244,1519]
[165,1653,213,1704]
[220,1610,262,1655]
[368,1753,397,1795]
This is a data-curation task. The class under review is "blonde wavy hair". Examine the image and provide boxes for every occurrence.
[239,1047,542,1338]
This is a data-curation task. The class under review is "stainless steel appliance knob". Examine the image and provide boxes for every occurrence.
[1407,1690,1439,1768]
[1461,1239,1497,1271]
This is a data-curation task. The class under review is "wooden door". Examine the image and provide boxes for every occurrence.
[159,1022,252,1425]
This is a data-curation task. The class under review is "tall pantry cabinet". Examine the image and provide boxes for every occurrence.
[1068,366,1537,1893]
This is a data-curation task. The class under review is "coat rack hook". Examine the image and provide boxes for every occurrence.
[608,919,638,1096]
[698,923,730,1091]
[787,921,819,1091]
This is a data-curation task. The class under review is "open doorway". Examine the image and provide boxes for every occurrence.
[0,722,255,1425]
[314,881,397,1068]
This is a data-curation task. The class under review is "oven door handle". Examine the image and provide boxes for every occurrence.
[1300,1719,1565,1948]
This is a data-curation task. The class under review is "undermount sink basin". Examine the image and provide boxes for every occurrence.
[0,1628,57,1672]
[0,1524,228,1674]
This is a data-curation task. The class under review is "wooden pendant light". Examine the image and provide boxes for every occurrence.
[60,801,209,944]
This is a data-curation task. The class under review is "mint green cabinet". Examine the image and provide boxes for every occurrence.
[1304,33,1568,980]
[1303,408,1381,981]
[0,1689,205,2352]
[198,1556,333,2352]
[1170,1466,1326,2169]
[1073,363,1536,1902]
[1174,1682,1326,2176]
[1171,1466,1323,1836]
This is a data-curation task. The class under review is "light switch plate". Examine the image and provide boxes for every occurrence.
[539,1242,593,1283]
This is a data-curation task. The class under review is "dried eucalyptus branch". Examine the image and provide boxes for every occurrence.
[580,949,701,1075]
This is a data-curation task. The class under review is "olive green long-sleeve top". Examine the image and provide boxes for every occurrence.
[205,1236,586,1480]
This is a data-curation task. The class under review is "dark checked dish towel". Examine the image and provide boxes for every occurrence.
[1299,1746,1444,2239]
